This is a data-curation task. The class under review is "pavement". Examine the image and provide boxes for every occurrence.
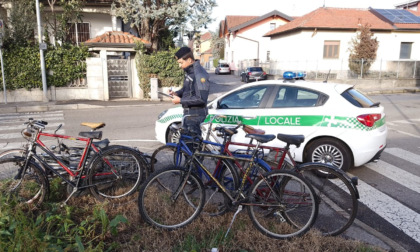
[0,87,419,252]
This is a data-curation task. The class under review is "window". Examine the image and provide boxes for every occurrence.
[218,86,268,109]
[270,23,276,30]
[66,23,90,44]
[400,42,412,59]
[341,88,375,108]
[323,41,340,59]
[272,86,325,108]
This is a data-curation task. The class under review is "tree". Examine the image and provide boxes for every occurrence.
[43,0,85,45]
[3,0,36,46]
[348,23,379,76]
[210,29,224,66]
[112,0,216,51]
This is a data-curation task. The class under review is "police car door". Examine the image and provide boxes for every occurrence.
[212,84,274,144]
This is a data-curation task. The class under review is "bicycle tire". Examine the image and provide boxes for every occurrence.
[150,145,190,173]
[138,166,205,229]
[0,149,26,160]
[88,147,145,204]
[196,156,239,216]
[247,170,318,239]
[102,145,149,179]
[297,163,358,236]
[0,158,48,209]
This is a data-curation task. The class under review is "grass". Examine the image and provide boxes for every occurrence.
[0,180,386,252]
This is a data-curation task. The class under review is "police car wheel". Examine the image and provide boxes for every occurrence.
[167,123,181,144]
[305,138,352,172]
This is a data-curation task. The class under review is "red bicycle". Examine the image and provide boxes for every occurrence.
[0,118,148,208]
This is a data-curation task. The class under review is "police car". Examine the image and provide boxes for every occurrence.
[155,80,387,171]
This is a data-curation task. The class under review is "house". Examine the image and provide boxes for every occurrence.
[0,0,153,101]
[395,0,420,12]
[0,0,121,45]
[264,7,420,78]
[219,10,293,74]
[193,31,213,70]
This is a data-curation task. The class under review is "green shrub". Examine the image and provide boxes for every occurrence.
[136,44,183,98]
[0,43,88,91]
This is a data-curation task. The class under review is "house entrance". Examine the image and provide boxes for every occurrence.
[107,58,131,98]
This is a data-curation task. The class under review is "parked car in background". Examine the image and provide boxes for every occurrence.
[155,80,387,172]
[283,71,307,80]
[240,67,267,83]
[215,63,230,74]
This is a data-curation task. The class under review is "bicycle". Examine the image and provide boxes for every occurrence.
[222,126,360,236]
[138,131,319,239]
[150,116,240,216]
[0,118,147,208]
[158,117,360,236]
[0,122,152,171]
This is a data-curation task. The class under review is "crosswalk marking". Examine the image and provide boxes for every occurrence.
[387,126,420,139]
[0,112,64,124]
[384,148,420,166]
[0,111,66,145]
[0,122,65,133]
[351,175,420,244]
[365,160,420,193]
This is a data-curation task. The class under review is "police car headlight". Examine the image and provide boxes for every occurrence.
[158,110,168,120]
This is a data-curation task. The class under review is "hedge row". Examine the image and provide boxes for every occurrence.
[0,43,89,91]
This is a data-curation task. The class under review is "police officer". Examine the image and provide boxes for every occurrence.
[170,46,209,136]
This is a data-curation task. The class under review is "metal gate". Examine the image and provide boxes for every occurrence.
[107,58,131,98]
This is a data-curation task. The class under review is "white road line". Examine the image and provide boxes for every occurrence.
[0,122,65,132]
[110,139,159,142]
[349,175,420,244]
[388,127,420,139]
[388,118,420,124]
[365,160,420,193]
[384,148,420,166]
[0,128,65,140]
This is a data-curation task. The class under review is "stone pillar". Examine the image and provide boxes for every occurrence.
[150,77,159,101]
[100,50,109,101]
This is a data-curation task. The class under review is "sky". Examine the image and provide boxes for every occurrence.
[206,0,405,31]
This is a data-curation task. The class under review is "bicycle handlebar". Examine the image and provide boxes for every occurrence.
[24,118,48,130]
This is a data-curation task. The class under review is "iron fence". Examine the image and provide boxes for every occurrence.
[238,58,420,80]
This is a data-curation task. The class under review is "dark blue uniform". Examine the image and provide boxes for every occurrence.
[175,61,209,136]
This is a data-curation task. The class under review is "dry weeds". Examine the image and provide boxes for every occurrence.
[63,194,385,252]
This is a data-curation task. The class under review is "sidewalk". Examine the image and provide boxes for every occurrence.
[0,99,165,114]
[1,86,419,114]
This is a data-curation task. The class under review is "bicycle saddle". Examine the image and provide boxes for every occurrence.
[277,133,305,147]
[79,131,102,140]
[245,134,275,143]
[80,122,106,130]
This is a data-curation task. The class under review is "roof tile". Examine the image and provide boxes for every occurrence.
[265,7,395,37]
[85,31,150,45]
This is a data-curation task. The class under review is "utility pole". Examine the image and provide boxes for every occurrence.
[0,19,6,104]
[35,0,48,101]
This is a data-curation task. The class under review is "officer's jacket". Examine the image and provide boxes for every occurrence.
[175,61,210,109]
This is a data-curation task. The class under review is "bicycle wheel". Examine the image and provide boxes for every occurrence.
[138,166,205,229]
[297,164,358,236]
[248,170,318,239]
[234,158,270,192]
[150,145,189,173]
[0,149,26,160]
[197,156,239,216]
[88,147,145,203]
[0,158,48,208]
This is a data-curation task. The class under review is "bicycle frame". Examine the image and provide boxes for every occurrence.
[22,124,118,192]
